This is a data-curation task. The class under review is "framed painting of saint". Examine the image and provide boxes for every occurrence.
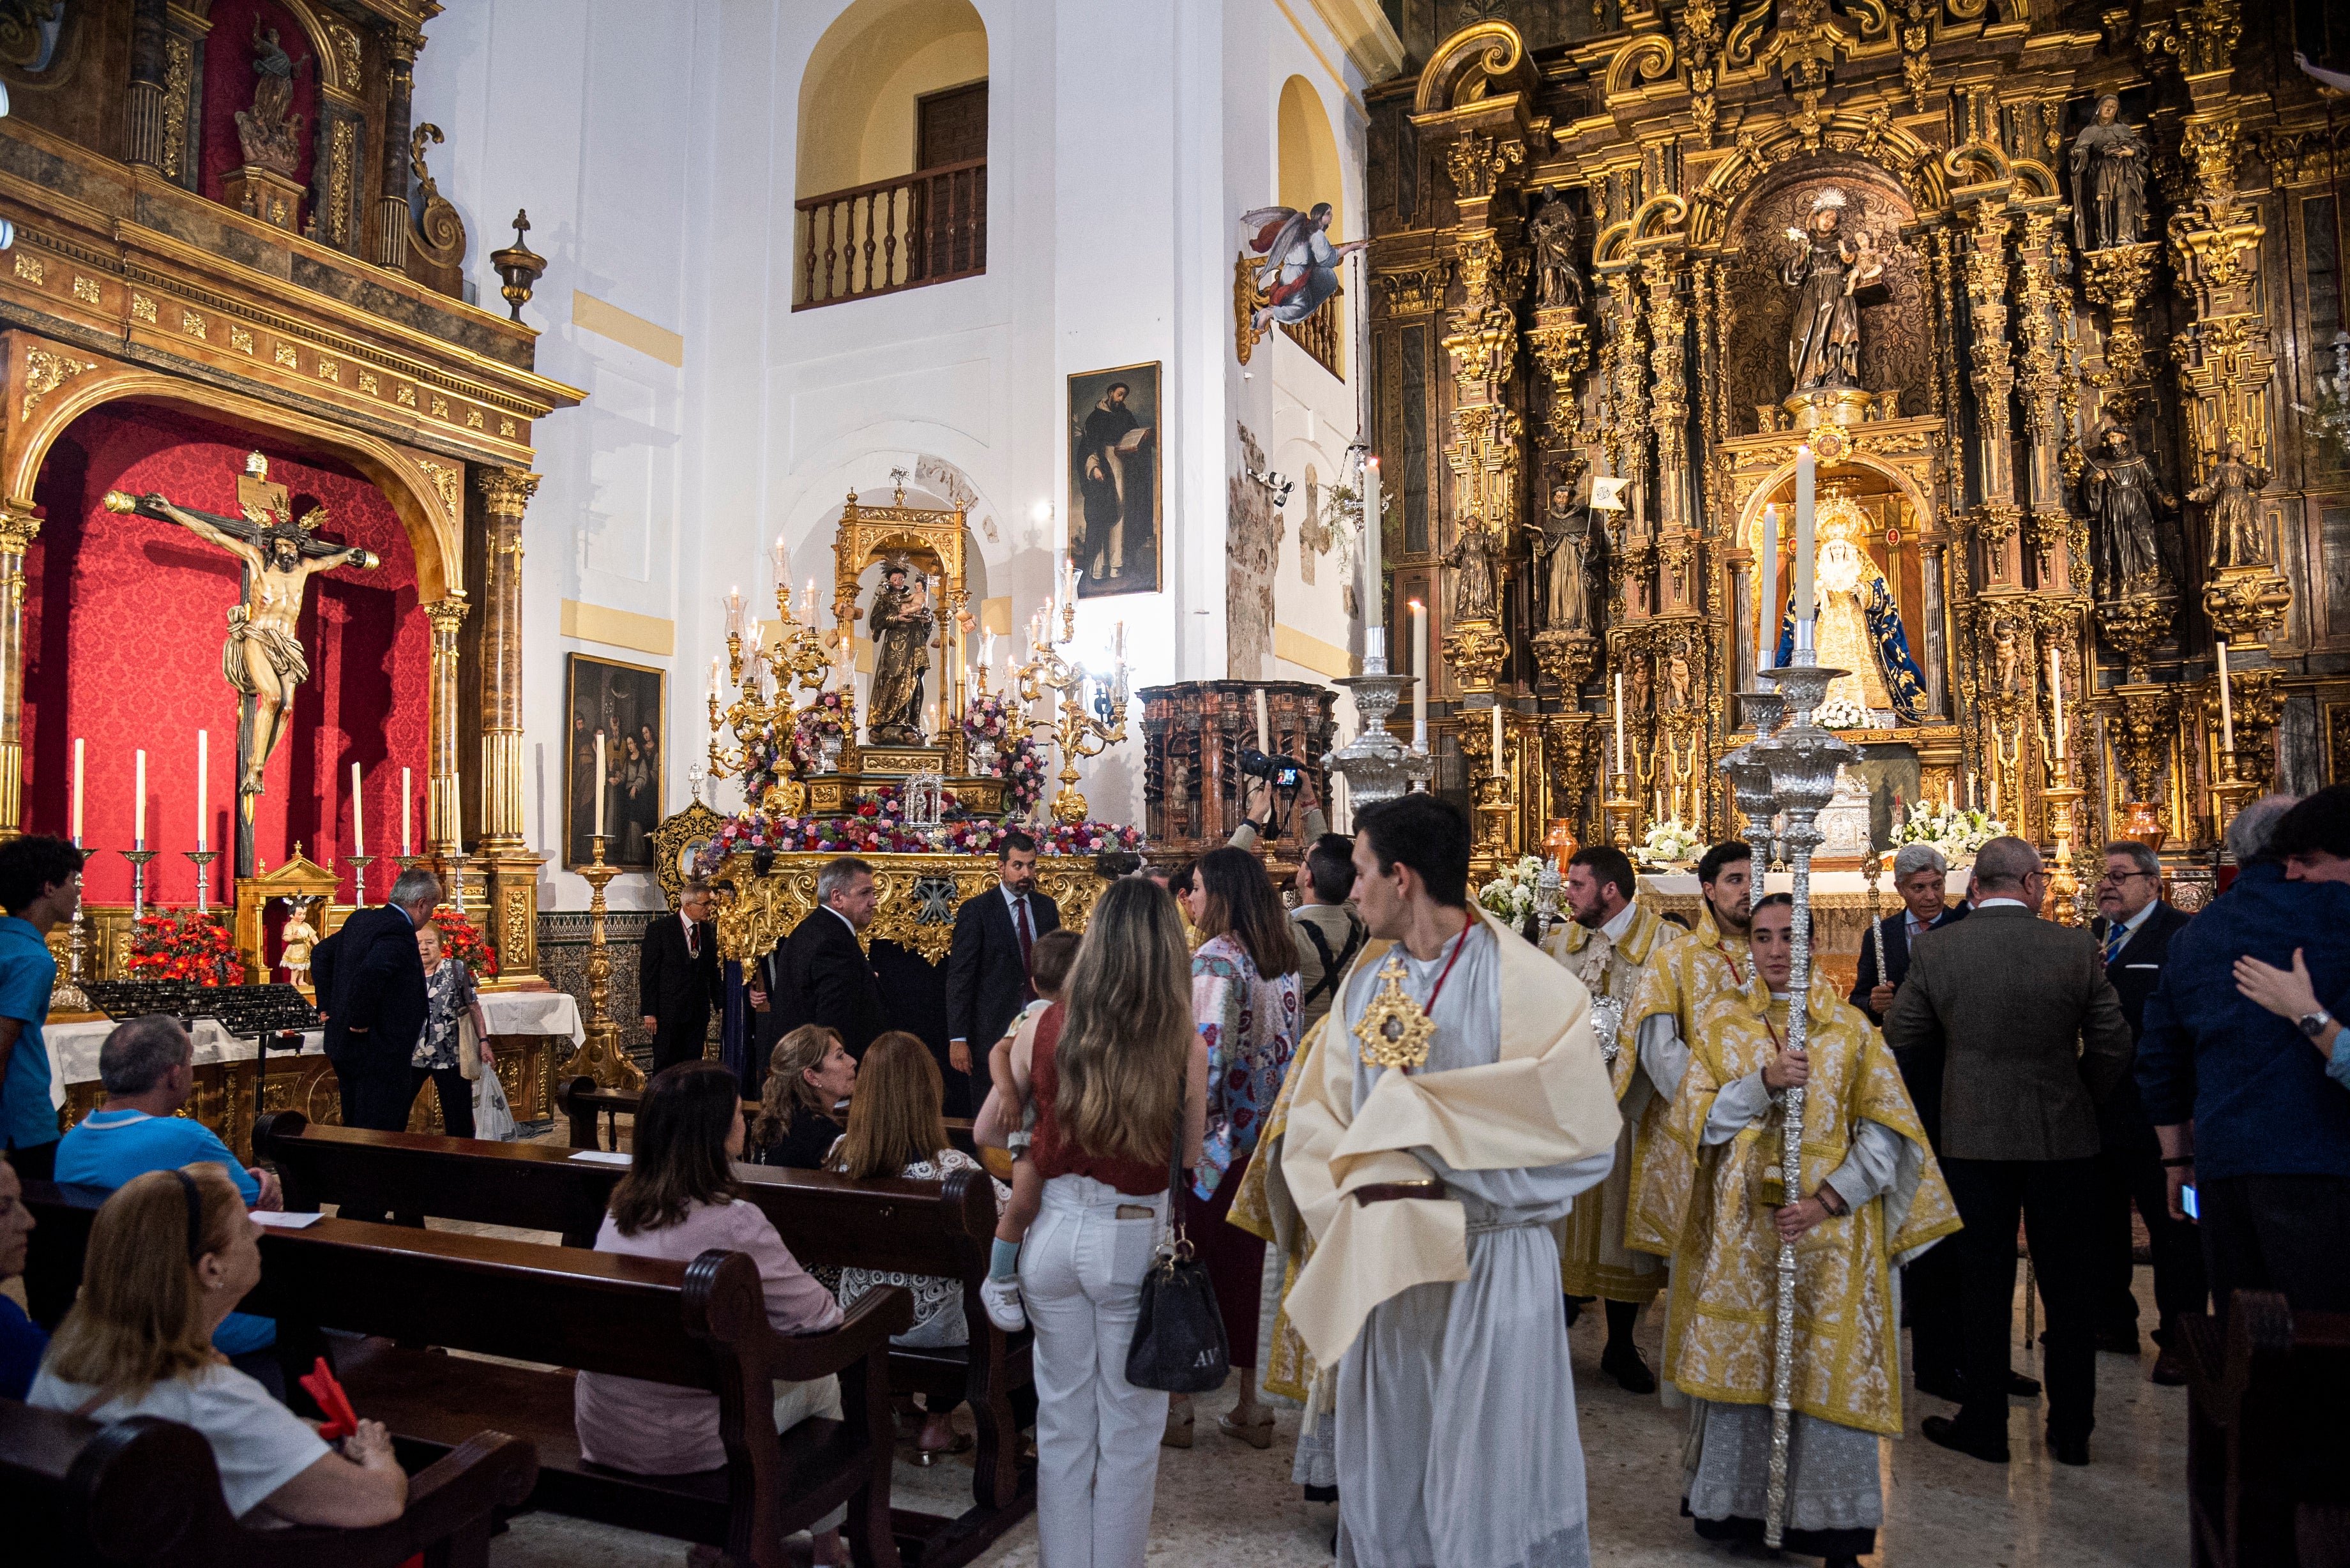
[1067,361,1162,597]
[565,652,665,870]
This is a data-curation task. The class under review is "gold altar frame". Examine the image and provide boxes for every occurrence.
[709,850,1109,967]
[831,486,973,768]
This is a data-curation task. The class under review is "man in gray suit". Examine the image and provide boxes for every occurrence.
[1884,836,2133,1468]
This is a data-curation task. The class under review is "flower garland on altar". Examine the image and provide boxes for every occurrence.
[962,693,1047,820]
[430,905,500,981]
[128,910,246,986]
[699,808,1141,871]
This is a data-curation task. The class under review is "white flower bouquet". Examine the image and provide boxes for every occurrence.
[1814,695,1872,731]
[1639,818,1701,866]
[1889,801,2007,862]
[1476,855,1550,922]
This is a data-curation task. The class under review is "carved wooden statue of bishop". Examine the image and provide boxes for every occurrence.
[105,452,378,871]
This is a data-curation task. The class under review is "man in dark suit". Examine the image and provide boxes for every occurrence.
[311,868,440,1224]
[944,830,1061,1110]
[1850,843,1971,1026]
[2086,839,2204,1384]
[759,856,885,1060]
[639,878,722,1074]
[1885,836,2134,1468]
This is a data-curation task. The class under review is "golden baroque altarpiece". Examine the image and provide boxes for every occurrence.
[1371,3,2347,888]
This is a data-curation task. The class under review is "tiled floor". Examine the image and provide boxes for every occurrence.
[484,1269,2190,1567]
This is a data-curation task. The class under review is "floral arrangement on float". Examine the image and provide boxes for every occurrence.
[1637,818,1703,868]
[128,910,246,986]
[1812,696,1873,732]
[698,810,1142,870]
[962,693,1047,819]
[1476,856,1550,923]
[1888,798,2007,864]
[428,905,500,981]
[790,690,853,774]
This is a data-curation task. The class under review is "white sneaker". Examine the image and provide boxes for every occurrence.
[980,1274,1027,1332]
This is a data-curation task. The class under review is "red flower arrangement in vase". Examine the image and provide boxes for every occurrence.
[429,905,500,981]
[127,910,247,986]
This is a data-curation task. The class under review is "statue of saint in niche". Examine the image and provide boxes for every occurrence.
[1445,523,1499,622]
[2082,423,2178,599]
[234,18,307,176]
[864,556,936,745]
[1781,188,1883,392]
[2070,95,2150,253]
[1533,475,1593,633]
[1528,197,1586,312]
[2188,435,2273,569]
[1770,501,1927,724]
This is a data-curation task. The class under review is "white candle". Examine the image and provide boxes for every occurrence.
[1990,775,2000,819]
[774,534,788,589]
[726,584,743,635]
[195,730,207,852]
[2049,645,2066,758]
[1655,787,1665,819]
[1255,689,1270,751]
[1615,672,1627,775]
[1363,455,1383,631]
[71,737,84,844]
[595,730,607,837]
[401,767,413,857]
[349,760,363,854]
[133,750,146,845]
[1410,601,1428,750]
[2218,644,2237,752]
[1490,702,1504,771]
[1794,446,1816,649]
[1757,504,1779,675]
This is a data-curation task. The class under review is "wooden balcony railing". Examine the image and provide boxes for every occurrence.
[796,158,987,310]
[1280,286,1343,378]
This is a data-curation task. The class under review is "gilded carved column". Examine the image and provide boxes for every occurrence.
[424,596,468,854]
[473,469,545,985]
[0,506,38,840]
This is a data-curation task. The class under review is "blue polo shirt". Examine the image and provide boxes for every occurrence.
[55,1108,274,1357]
[0,915,58,1152]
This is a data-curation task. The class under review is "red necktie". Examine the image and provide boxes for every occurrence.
[1015,896,1036,1003]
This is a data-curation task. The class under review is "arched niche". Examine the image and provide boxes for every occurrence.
[1277,75,1346,241]
[796,0,989,199]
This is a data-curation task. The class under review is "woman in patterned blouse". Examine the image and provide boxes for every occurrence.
[1173,846,1301,1448]
[826,1030,1010,1463]
[411,921,490,1137]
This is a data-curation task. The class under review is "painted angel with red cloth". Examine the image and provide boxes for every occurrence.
[1242,203,1367,332]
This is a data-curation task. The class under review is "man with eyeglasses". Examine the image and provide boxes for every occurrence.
[2086,841,2202,1385]
[1885,835,2133,1468]
[0,834,85,1182]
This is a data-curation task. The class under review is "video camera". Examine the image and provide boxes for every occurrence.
[1238,748,1302,790]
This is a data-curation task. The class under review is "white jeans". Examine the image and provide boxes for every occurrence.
[1021,1173,1169,1568]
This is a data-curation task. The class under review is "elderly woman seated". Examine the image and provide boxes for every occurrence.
[27,1165,408,1525]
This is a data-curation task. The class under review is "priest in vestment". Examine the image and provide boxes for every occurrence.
[1622,841,1757,1260]
[1277,795,1622,1568]
[1637,894,1960,1565]
[1540,844,1669,1391]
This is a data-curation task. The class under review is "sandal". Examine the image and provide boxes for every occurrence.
[1162,1405,1194,1449]
[1218,1410,1276,1450]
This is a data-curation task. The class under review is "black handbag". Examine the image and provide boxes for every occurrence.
[1123,1100,1231,1393]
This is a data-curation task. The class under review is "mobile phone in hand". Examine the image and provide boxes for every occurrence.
[2179,1184,2198,1221]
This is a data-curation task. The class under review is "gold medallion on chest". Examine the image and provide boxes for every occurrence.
[1353,956,1437,1071]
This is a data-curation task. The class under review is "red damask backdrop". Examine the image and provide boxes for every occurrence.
[200,0,321,223]
[24,403,430,906]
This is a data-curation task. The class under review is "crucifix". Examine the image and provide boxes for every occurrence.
[104,451,379,876]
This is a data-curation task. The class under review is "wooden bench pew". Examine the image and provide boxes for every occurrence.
[253,1113,1035,1568]
[2179,1290,2350,1568]
[0,1395,537,1567]
[557,1077,994,1169]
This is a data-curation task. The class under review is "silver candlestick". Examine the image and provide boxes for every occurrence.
[185,850,219,914]
[121,847,158,921]
[1533,856,1562,946]
[346,853,376,908]
[1737,651,1861,1551]
[53,843,92,1013]
[1323,629,1433,807]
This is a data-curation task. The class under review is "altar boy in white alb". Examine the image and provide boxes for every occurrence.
[1277,795,1623,1568]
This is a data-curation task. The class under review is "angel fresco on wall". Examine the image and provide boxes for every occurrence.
[1240,203,1368,335]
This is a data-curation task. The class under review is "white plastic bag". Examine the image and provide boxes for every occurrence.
[473,1066,519,1142]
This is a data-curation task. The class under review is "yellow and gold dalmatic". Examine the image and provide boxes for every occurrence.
[1229,1016,1330,1405]
[1635,972,1959,1436]
[1621,907,1751,1257]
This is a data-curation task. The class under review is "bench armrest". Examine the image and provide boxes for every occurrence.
[228,1429,538,1568]
[765,1285,914,1385]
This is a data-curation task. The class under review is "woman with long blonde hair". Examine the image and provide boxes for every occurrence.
[747,1023,856,1170]
[1022,877,1207,1567]
[29,1166,409,1525]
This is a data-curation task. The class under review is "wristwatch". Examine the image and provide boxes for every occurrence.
[2300,1009,2335,1039]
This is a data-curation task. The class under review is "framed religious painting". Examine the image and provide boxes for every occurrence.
[1067,361,1163,596]
[564,652,665,871]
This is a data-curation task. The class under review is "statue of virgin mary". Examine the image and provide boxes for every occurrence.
[1775,503,1927,725]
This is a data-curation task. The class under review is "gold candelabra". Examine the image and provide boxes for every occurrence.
[1010,591,1129,823]
[2210,749,2257,843]
[2042,782,2087,926]
[1604,772,1639,854]
[707,578,839,810]
[559,834,643,1090]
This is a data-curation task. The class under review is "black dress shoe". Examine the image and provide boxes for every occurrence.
[1921,1415,2010,1464]
[2094,1326,2142,1356]
[2006,1369,2043,1398]
[1601,1343,1658,1394]
[2149,1345,2188,1386]
[2049,1435,2091,1466]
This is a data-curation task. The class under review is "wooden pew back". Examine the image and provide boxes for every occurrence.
[2181,1290,2350,1568]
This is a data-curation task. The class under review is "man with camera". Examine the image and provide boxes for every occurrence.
[1233,771,1361,1038]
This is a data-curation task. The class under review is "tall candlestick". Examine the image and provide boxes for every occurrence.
[595,730,607,838]
[2216,640,2234,751]
[1794,446,1816,649]
[1614,672,1628,775]
[1757,504,1780,674]
[1490,702,1504,772]
[1410,601,1428,750]
[349,760,363,855]
[1255,689,1270,751]
[195,730,208,851]
[1363,455,1383,631]
[401,767,413,857]
[2049,645,2066,758]
[71,737,84,844]
[133,750,146,845]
